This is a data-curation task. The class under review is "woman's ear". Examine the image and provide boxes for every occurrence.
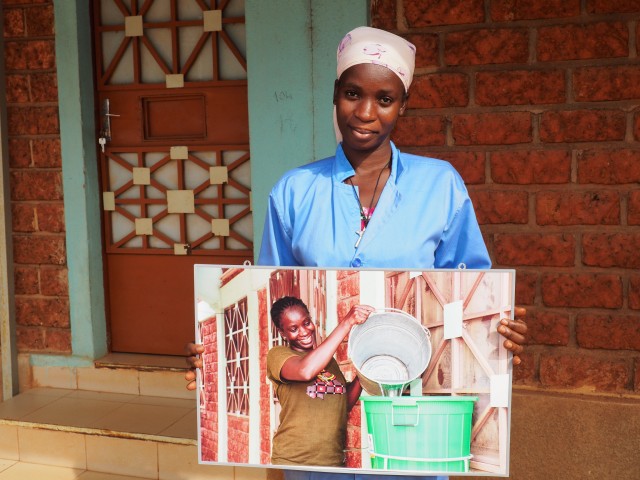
[333,79,340,105]
[399,92,409,115]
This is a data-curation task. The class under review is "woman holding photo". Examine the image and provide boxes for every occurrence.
[187,26,527,480]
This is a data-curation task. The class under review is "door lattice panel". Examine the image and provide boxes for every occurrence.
[102,146,251,255]
[94,0,247,88]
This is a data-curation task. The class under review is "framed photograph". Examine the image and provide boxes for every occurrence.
[195,266,515,476]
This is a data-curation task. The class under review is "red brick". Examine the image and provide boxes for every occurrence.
[405,33,439,67]
[345,450,362,469]
[404,0,484,27]
[574,66,640,102]
[527,310,571,346]
[15,297,70,327]
[36,203,65,232]
[348,402,361,427]
[30,72,58,102]
[512,351,536,385]
[337,274,360,300]
[494,234,575,267]
[631,276,640,309]
[25,4,54,37]
[371,0,396,30]
[345,424,361,448]
[632,111,640,142]
[515,271,537,305]
[540,110,626,143]
[445,29,529,66]
[10,170,63,201]
[43,328,72,352]
[491,150,571,184]
[6,74,30,103]
[453,112,532,145]
[541,273,622,308]
[577,149,640,184]
[7,106,59,135]
[537,22,628,62]
[40,267,69,296]
[636,359,640,392]
[392,115,446,147]
[536,191,620,225]
[3,8,25,38]
[11,204,37,232]
[587,0,640,13]
[476,70,565,106]
[582,233,640,269]
[470,190,529,224]
[14,266,39,295]
[491,0,580,20]
[4,39,55,70]
[337,296,360,320]
[409,73,469,108]
[433,151,485,184]
[31,138,61,168]
[540,354,630,392]
[7,138,31,168]
[16,326,45,351]
[577,315,640,350]
[13,235,66,265]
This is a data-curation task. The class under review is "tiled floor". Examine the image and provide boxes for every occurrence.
[0,387,196,440]
[0,459,149,480]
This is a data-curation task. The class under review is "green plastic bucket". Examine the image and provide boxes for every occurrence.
[360,396,477,472]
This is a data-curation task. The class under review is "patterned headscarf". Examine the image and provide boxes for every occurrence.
[334,26,416,142]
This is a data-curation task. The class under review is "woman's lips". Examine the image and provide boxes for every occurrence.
[351,126,376,138]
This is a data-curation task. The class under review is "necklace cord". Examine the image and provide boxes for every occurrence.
[347,159,391,228]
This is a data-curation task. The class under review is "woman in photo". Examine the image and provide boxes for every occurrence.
[267,296,373,467]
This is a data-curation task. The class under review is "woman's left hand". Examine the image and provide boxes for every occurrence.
[497,306,528,366]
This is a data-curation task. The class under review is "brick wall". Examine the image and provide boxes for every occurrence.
[335,270,362,468]
[373,0,640,397]
[258,287,272,464]
[2,0,70,353]
[200,317,218,462]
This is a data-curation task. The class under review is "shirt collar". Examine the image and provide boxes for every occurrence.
[333,141,403,184]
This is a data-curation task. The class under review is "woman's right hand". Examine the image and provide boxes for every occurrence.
[184,342,204,391]
[342,304,375,328]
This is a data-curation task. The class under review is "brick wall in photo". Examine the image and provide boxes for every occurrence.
[199,316,218,462]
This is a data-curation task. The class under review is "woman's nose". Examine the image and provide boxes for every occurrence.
[354,98,375,121]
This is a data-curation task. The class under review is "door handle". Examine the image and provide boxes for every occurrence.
[98,98,121,151]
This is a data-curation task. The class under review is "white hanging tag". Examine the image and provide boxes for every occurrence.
[490,374,510,407]
[444,300,463,339]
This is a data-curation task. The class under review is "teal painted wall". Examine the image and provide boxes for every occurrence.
[246,0,369,259]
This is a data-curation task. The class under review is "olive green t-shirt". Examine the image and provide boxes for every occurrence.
[267,346,348,467]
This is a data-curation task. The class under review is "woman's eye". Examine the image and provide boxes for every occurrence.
[380,96,393,105]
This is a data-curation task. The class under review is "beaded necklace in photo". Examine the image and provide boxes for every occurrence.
[347,159,391,248]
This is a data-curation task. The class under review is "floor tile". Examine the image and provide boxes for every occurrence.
[158,410,197,440]
[77,368,139,395]
[0,462,84,480]
[18,427,86,469]
[85,435,158,479]
[0,425,18,460]
[139,371,194,400]
[20,397,123,428]
[0,393,57,421]
[78,471,149,480]
[32,366,78,390]
[158,443,234,480]
[0,460,16,474]
[91,403,192,435]
[129,395,194,409]
[18,387,75,398]
[67,390,141,404]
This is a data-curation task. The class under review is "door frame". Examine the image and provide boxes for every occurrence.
[18,0,368,372]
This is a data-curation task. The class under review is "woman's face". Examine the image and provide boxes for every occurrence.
[278,306,317,352]
[334,63,407,154]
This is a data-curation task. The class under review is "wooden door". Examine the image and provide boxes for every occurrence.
[93,0,252,355]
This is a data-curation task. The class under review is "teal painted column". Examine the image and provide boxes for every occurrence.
[246,0,369,259]
[33,1,107,366]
